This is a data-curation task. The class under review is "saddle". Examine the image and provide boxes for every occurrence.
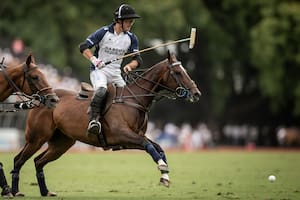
[77,82,94,99]
[76,82,116,116]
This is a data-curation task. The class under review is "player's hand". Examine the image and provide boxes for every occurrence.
[90,56,105,69]
[123,64,132,74]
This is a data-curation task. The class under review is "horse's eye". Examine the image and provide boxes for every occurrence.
[31,75,39,80]
[175,71,181,75]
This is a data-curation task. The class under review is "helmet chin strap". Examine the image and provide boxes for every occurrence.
[121,20,125,32]
[116,20,125,33]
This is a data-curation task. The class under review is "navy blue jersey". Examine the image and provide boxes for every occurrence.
[86,23,139,71]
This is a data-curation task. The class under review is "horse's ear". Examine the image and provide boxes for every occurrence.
[26,53,36,66]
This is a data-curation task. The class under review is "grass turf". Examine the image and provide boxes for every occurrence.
[1,150,299,199]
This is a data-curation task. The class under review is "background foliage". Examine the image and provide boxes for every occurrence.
[1,0,299,140]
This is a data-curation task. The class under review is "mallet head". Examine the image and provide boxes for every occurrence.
[189,28,196,49]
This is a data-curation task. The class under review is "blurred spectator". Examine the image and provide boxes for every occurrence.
[277,127,300,147]
[145,121,161,141]
[156,123,179,149]
[178,123,193,150]
[11,38,25,59]
[190,127,203,149]
[190,123,213,149]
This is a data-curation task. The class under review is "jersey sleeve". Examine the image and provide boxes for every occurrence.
[86,27,108,48]
[128,33,140,53]
[128,33,142,66]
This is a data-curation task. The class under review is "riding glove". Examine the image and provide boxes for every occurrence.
[90,56,105,69]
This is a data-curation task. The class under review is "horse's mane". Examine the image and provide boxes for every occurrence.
[2,62,24,72]
[141,59,167,75]
[125,59,168,84]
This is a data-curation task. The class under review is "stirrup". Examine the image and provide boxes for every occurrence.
[87,120,101,136]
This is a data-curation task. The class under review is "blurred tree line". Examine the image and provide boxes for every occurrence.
[1,0,299,144]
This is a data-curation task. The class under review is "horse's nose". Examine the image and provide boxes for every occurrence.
[190,88,201,102]
[195,90,201,97]
[52,95,60,103]
[193,92,201,102]
[46,94,59,109]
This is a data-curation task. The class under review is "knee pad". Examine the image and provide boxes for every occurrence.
[95,87,107,98]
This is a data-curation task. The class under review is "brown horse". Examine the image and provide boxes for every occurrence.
[0,54,59,197]
[0,53,59,108]
[11,52,201,196]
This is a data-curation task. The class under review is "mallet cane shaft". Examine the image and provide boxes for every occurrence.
[104,28,196,65]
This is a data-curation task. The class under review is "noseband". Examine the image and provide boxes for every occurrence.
[166,61,198,98]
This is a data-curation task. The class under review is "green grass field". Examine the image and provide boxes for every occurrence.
[1,150,300,200]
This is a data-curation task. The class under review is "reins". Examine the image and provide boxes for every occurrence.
[123,61,182,99]
[114,60,189,113]
[0,94,41,112]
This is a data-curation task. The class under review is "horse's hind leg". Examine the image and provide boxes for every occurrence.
[11,142,45,196]
[34,131,75,196]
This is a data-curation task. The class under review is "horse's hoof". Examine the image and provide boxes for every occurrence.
[1,192,14,198]
[159,177,170,188]
[47,191,57,196]
[14,191,25,197]
[158,164,169,173]
[1,186,13,198]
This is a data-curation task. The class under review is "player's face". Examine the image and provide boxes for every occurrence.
[122,19,135,32]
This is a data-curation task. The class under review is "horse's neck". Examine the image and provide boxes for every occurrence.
[0,66,22,101]
[124,62,167,107]
[0,73,12,101]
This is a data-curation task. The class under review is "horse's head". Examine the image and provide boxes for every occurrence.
[22,54,59,108]
[161,51,201,102]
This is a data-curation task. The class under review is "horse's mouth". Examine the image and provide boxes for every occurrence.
[45,95,59,109]
[186,90,201,103]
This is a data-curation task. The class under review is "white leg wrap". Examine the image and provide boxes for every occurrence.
[158,159,167,166]
[161,173,169,181]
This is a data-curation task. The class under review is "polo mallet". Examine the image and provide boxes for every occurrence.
[104,28,196,65]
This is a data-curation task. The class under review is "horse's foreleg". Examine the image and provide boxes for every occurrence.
[11,142,43,196]
[147,139,169,185]
[148,139,168,164]
[0,162,13,197]
[143,139,170,187]
[34,132,75,196]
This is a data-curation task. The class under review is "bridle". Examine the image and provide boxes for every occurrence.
[165,61,198,98]
[0,57,54,111]
[115,59,197,113]
[22,64,53,97]
[124,60,196,100]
